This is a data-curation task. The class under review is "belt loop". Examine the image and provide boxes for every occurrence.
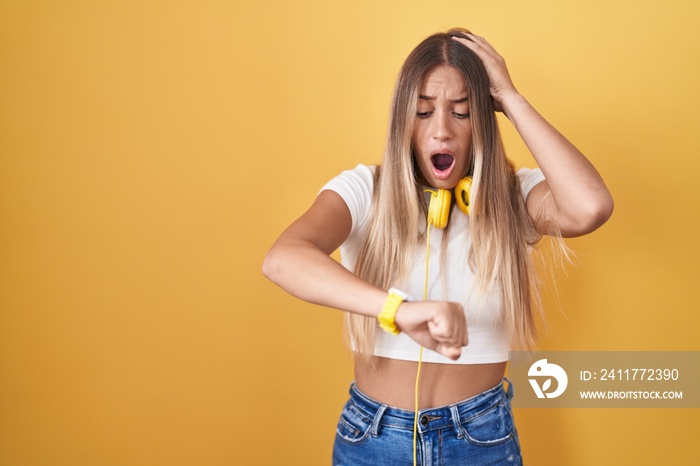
[503,377,514,400]
[449,405,464,439]
[369,404,387,437]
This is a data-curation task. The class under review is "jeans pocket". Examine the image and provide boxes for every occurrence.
[461,401,515,447]
[335,400,373,445]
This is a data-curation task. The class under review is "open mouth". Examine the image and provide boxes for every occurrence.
[431,153,455,172]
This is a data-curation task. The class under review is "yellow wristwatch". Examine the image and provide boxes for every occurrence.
[377,288,410,335]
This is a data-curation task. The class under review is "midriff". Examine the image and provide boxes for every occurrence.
[354,355,507,410]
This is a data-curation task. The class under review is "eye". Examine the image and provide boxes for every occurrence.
[416,112,432,119]
[453,112,470,119]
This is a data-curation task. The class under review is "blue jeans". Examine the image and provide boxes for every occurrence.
[333,378,522,465]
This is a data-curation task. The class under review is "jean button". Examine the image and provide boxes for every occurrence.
[420,415,429,426]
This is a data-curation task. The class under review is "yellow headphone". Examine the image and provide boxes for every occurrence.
[425,177,472,228]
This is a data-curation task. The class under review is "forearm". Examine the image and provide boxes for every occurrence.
[263,239,468,359]
[502,93,614,226]
[262,238,387,317]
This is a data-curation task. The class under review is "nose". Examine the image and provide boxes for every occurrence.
[432,111,453,142]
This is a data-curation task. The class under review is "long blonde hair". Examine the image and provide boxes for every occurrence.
[348,28,558,358]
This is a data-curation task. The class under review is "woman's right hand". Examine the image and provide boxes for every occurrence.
[394,301,468,360]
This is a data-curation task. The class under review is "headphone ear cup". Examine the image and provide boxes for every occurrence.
[427,189,451,229]
[455,177,472,216]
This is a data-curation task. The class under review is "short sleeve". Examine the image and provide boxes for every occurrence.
[516,167,545,201]
[319,164,376,236]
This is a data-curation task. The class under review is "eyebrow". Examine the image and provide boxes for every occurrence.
[419,95,469,103]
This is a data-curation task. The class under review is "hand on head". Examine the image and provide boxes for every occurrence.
[451,33,520,113]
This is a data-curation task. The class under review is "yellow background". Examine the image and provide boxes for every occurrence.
[1,1,698,465]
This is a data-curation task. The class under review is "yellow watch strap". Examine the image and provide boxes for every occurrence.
[377,288,409,335]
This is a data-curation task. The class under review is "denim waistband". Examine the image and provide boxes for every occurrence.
[347,378,514,436]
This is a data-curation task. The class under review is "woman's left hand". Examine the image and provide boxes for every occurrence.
[451,34,520,113]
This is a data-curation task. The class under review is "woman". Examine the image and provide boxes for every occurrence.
[263,29,613,465]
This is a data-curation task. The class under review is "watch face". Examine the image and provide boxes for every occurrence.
[388,288,411,301]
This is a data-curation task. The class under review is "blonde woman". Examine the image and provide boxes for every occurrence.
[263,29,612,465]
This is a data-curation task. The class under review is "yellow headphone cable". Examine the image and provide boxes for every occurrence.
[412,215,433,466]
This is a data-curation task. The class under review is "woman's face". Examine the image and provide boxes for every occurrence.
[412,65,473,189]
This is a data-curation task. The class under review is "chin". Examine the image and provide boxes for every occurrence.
[427,177,459,190]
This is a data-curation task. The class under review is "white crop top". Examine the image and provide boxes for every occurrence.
[320,164,546,364]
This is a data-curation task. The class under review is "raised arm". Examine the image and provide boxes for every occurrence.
[453,34,614,237]
[262,189,468,359]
